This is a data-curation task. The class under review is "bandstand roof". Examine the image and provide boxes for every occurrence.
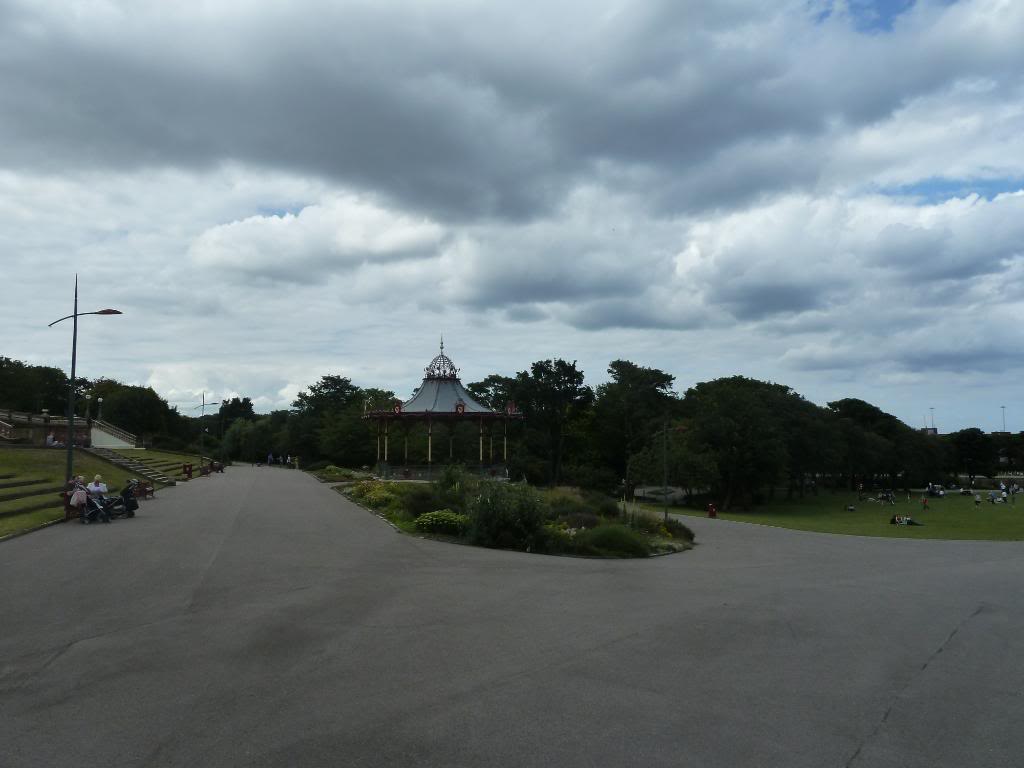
[367,342,518,419]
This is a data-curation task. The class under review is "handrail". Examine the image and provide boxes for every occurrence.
[0,419,13,440]
[93,419,138,446]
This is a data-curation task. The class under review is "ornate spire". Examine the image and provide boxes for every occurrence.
[424,337,459,380]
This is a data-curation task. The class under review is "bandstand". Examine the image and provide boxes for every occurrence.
[364,343,521,479]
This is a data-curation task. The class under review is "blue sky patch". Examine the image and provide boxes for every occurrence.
[812,0,922,33]
[878,177,1024,203]
[255,204,306,218]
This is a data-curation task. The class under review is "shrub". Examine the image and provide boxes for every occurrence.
[628,512,665,535]
[347,480,376,501]
[664,517,695,542]
[574,524,650,558]
[583,492,621,518]
[403,484,440,518]
[433,464,478,513]
[303,460,331,472]
[545,488,589,520]
[364,485,396,509]
[556,511,600,530]
[537,521,575,553]
[468,481,546,550]
[347,480,397,510]
[415,509,470,536]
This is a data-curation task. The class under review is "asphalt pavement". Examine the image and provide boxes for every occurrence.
[1,466,1022,767]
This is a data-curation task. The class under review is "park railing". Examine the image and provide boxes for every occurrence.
[93,420,139,447]
[0,408,138,447]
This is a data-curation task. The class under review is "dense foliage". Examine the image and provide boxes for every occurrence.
[343,470,691,557]
[3,355,1020,510]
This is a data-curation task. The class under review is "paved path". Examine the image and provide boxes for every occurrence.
[2,467,1022,767]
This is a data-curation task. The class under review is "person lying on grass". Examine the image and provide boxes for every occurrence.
[890,515,923,526]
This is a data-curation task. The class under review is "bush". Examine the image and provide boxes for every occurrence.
[664,517,694,542]
[415,509,470,536]
[545,488,589,520]
[403,484,441,518]
[574,524,650,558]
[468,481,546,550]
[537,521,575,553]
[628,512,665,535]
[583,492,621,518]
[347,480,396,510]
[303,460,331,472]
[556,511,600,530]
[433,464,478,513]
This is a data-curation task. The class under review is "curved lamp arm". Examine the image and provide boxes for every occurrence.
[48,309,122,327]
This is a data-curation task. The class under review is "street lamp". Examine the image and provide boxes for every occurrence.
[97,397,104,422]
[1002,405,1006,433]
[653,422,686,522]
[47,276,122,485]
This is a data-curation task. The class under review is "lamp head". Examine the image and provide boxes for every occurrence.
[96,309,122,315]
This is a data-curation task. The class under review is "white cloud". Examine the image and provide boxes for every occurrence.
[2,0,1023,429]
[188,194,445,282]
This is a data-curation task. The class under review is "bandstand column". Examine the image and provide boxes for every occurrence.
[384,420,389,462]
[479,418,483,463]
[376,420,381,462]
[428,418,432,465]
[503,419,507,462]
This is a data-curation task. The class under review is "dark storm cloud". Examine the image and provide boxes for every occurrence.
[2,1,1021,222]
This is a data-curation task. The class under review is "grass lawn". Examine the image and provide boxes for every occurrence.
[649,489,1024,541]
[0,447,148,538]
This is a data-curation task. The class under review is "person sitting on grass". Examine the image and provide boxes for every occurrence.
[891,514,923,526]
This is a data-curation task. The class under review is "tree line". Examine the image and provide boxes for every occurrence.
[2,355,1019,508]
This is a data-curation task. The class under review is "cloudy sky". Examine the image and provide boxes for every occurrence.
[2,0,1022,432]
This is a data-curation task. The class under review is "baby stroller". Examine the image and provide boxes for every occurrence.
[80,489,111,524]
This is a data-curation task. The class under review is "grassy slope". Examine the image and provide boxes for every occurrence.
[0,448,142,537]
[652,489,1024,541]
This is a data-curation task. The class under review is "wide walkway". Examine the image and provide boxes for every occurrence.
[1,466,1022,767]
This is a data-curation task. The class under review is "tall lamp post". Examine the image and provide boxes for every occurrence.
[48,276,122,485]
[653,422,686,522]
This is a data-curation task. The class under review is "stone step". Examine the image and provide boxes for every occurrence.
[0,484,64,504]
[0,500,64,520]
[0,478,49,490]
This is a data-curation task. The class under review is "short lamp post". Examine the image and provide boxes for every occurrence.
[97,397,104,422]
[48,276,122,486]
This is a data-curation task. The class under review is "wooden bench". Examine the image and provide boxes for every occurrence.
[132,482,156,500]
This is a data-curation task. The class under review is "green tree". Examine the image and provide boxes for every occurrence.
[292,375,360,414]
[679,377,792,510]
[513,359,593,485]
[0,357,69,413]
[592,360,677,485]
[947,428,997,480]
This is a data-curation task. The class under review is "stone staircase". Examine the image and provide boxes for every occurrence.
[86,447,177,486]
